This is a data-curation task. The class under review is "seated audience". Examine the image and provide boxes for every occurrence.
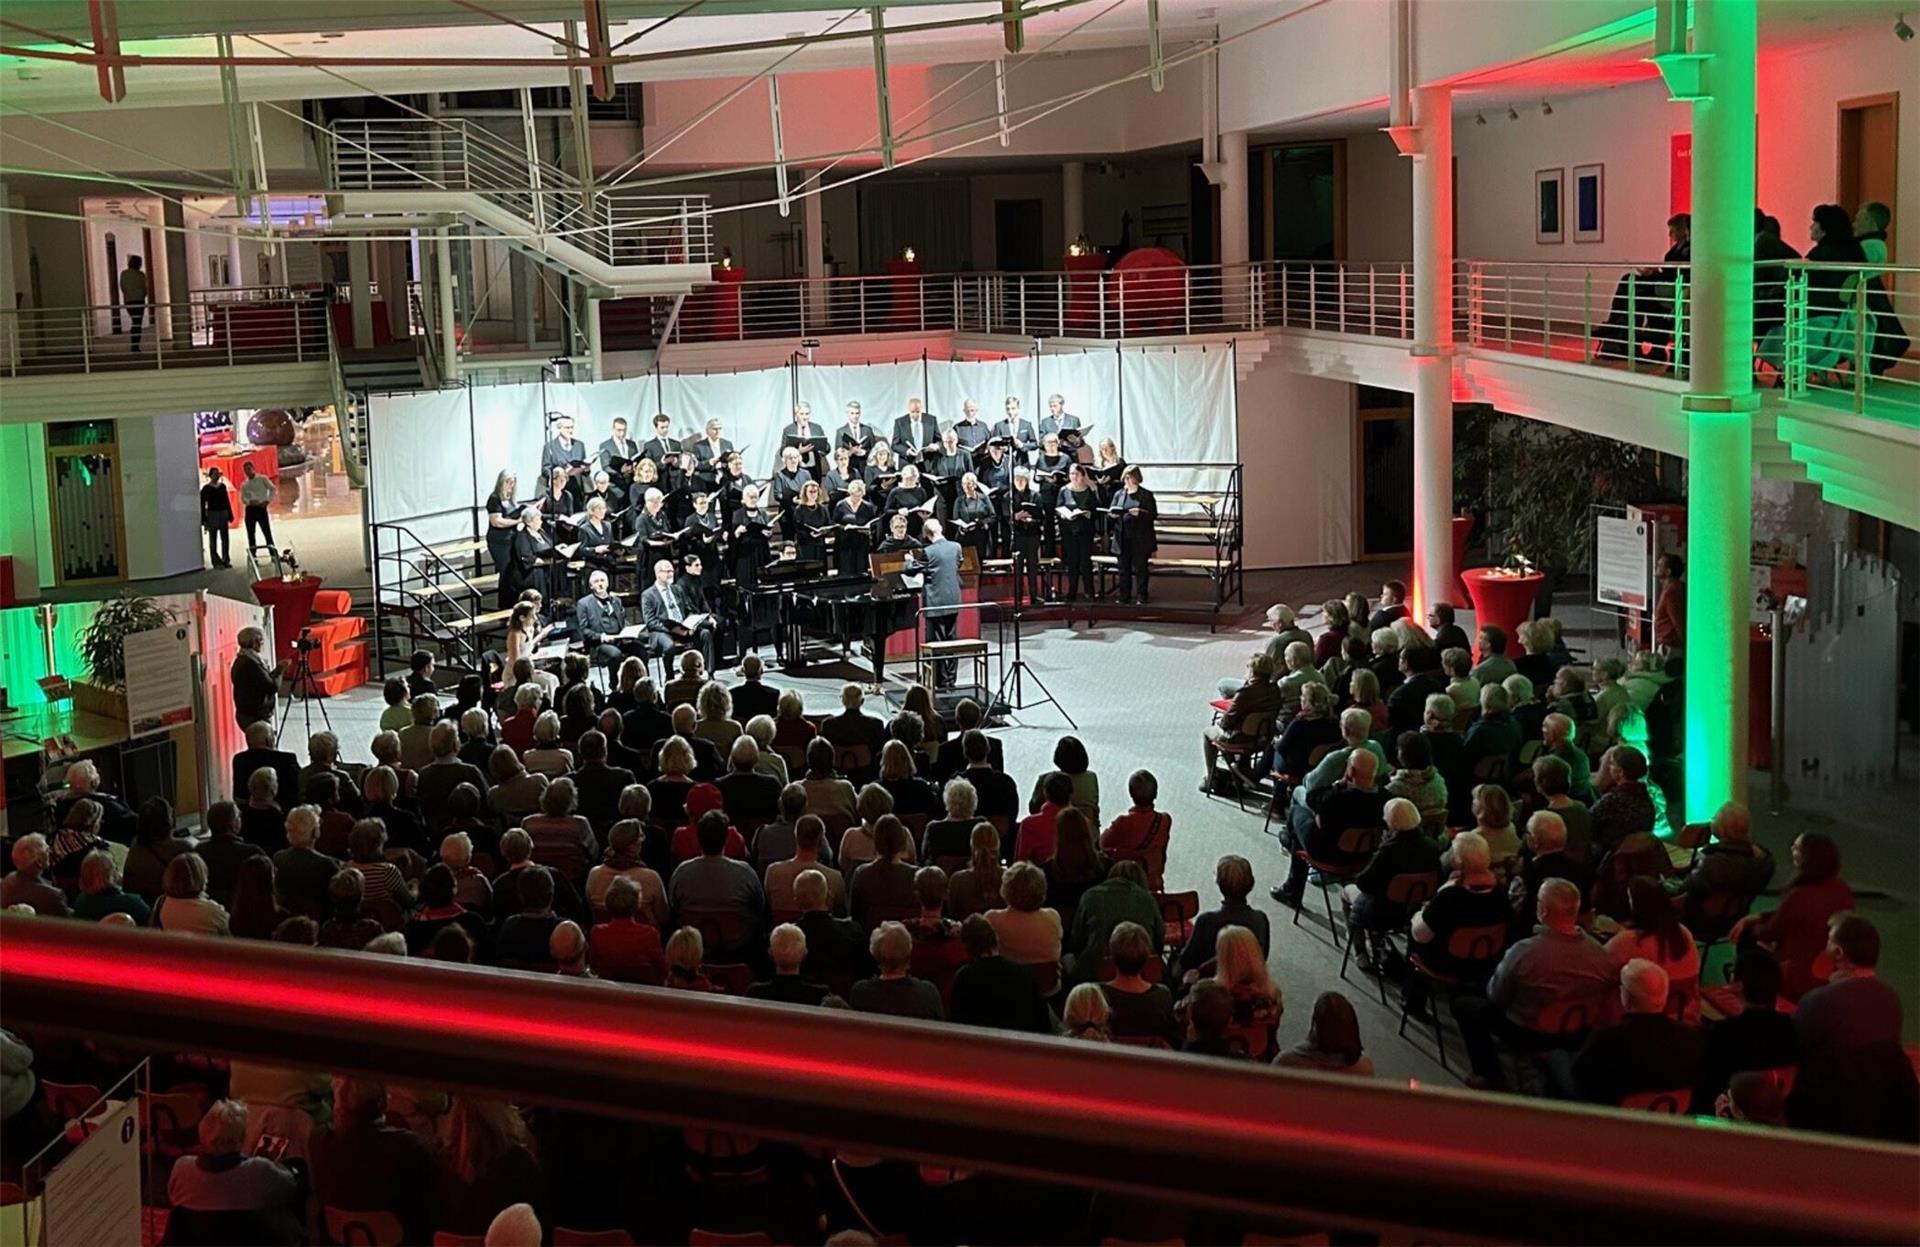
[947,822,1006,920]
[2,835,70,917]
[767,815,845,917]
[1665,801,1773,936]
[932,702,1004,780]
[1275,751,1385,907]
[1736,831,1854,1002]
[523,712,575,778]
[1274,992,1375,1078]
[1099,921,1179,1046]
[1065,860,1159,984]
[487,746,549,827]
[522,778,598,888]
[1403,832,1509,1022]
[669,811,763,958]
[318,869,381,950]
[1471,625,1516,684]
[1181,981,1243,1060]
[949,914,1052,1034]
[1567,959,1704,1108]
[1538,713,1593,804]
[922,778,981,869]
[200,800,266,906]
[694,680,743,755]
[1509,811,1590,932]
[718,737,783,834]
[851,815,920,930]
[1606,877,1700,1022]
[1342,800,1444,973]
[1204,652,1284,790]
[71,849,150,924]
[230,723,302,826]
[839,783,898,872]
[850,921,945,1020]
[958,729,1020,824]
[878,740,940,818]
[748,923,833,1006]
[310,1079,436,1244]
[1062,983,1113,1042]
[158,853,230,936]
[1789,915,1919,1142]
[1384,732,1446,826]
[585,819,666,926]
[1454,879,1620,1088]
[795,868,871,987]
[432,1097,546,1238]
[1043,809,1107,927]
[1098,769,1171,890]
[1527,755,1592,862]
[663,927,714,991]
[1029,735,1100,826]
[228,856,287,940]
[988,861,1062,973]
[361,765,425,856]
[1464,783,1520,877]
[167,1098,301,1243]
[800,737,859,824]
[1181,854,1269,976]
[1186,926,1282,1061]
[589,877,669,985]
[1016,772,1074,863]
[1696,949,1799,1109]
[239,768,286,854]
[124,798,193,900]
[495,867,564,968]
[404,864,489,958]
[346,819,413,914]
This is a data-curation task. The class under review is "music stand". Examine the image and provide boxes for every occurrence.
[990,551,1077,729]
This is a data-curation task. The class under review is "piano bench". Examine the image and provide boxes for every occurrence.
[921,640,988,658]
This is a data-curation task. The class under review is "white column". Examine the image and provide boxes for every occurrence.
[1680,0,1759,819]
[803,179,826,327]
[1409,84,1455,618]
[511,250,536,348]
[436,228,458,379]
[1062,160,1086,249]
[346,238,374,348]
[586,293,604,381]
[1219,130,1250,322]
[226,227,243,287]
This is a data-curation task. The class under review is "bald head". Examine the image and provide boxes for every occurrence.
[1344,749,1379,788]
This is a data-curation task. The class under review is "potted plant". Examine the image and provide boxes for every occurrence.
[73,592,174,721]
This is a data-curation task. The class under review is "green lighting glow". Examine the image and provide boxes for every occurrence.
[0,602,96,706]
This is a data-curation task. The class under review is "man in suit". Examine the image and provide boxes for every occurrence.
[641,559,716,671]
[1038,392,1084,450]
[230,720,302,814]
[1111,466,1157,605]
[229,626,283,733]
[640,412,681,469]
[690,418,733,487]
[780,402,829,474]
[540,413,588,490]
[890,396,941,465]
[912,518,965,690]
[576,569,642,669]
[953,399,990,451]
[729,653,781,724]
[599,416,639,477]
[993,395,1039,465]
[837,401,876,467]
[571,728,636,834]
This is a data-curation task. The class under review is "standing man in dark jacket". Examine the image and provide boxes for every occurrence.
[200,468,234,568]
[911,519,965,690]
[229,627,284,735]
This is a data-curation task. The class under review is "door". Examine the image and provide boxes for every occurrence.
[1838,93,1899,259]
[993,199,1044,272]
[1356,392,1413,560]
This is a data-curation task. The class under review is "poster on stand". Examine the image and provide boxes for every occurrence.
[122,623,196,738]
[1595,515,1651,609]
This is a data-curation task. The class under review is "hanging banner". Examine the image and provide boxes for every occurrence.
[42,1097,142,1247]
[122,623,197,738]
[1595,515,1650,609]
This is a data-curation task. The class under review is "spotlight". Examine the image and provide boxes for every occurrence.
[1541,99,1553,116]
[1507,105,1520,121]
[1475,112,1487,126]
[1896,12,1914,40]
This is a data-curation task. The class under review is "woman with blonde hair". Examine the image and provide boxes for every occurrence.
[663,926,715,991]
[947,822,1004,919]
[434,1097,546,1237]
[1189,924,1281,1060]
[1062,983,1113,1042]
[877,739,939,819]
[693,680,743,754]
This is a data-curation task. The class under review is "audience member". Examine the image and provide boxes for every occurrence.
[947,822,1006,920]
[1789,915,1919,1142]
[850,921,944,1020]
[795,869,871,987]
[1567,960,1704,1108]
[749,923,833,1005]
[1181,854,1269,975]
[588,877,668,985]
[949,914,1052,1034]
[1062,983,1113,1042]
[988,861,1062,973]
[1274,992,1374,1078]
[1016,772,1074,863]
[1275,751,1386,907]
[310,1079,437,1243]
[1606,877,1700,1022]
[1403,832,1508,1022]
[2,835,70,917]
[158,853,230,936]
[71,849,150,924]
[1099,920,1179,1046]
[851,815,920,930]
[1342,800,1444,973]
[1065,859,1159,984]
[166,1099,301,1242]
[1696,949,1798,1109]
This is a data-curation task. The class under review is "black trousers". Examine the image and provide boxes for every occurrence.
[1117,538,1152,601]
[1060,529,1094,602]
[926,611,957,688]
[204,521,230,567]
[1013,539,1046,604]
[244,504,276,554]
[127,300,147,350]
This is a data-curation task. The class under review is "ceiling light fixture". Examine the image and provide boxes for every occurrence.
[1541,99,1553,116]
[1896,13,1914,40]
[1475,112,1487,126]
[1507,105,1520,121]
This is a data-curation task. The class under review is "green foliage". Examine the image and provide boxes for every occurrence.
[1454,406,1665,578]
[78,592,173,689]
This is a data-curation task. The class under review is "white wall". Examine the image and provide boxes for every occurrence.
[0,424,49,596]
[0,105,318,181]
[1236,353,1355,568]
[116,412,204,582]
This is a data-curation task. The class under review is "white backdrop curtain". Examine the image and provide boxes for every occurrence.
[369,345,1239,531]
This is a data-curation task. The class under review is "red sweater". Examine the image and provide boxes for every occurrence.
[589,918,668,985]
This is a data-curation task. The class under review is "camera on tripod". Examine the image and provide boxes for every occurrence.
[293,630,320,653]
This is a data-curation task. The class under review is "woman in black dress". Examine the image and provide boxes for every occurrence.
[730,483,775,589]
[876,511,922,553]
[833,479,879,576]
[1056,463,1100,606]
[1034,432,1074,560]
[950,471,996,558]
[484,469,523,609]
[863,441,899,496]
[1005,465,1048,604]
[884,463,934,542]
[793,480,833,565]
[718,452,750,515]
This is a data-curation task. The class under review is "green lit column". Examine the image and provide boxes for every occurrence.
[1679,0,1758,820]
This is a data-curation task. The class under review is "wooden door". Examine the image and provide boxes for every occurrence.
[1838,93,1899,259]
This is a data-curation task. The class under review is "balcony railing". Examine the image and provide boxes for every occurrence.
[0,288,332,377]
[1457,260,1691,374]
[328,118,712,270]
[662,261,1416,346]
[1780,261,1918,424]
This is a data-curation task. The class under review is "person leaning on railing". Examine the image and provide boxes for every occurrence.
[1759,204,1871,382]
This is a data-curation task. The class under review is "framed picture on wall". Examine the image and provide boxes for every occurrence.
[1535,168,1565,243]
[1573,164,1605,242]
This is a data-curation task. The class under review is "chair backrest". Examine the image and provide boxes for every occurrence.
[1445,922,1508,964]
[1232,711,1277,744]
[554,1229,640,1246]
[770,906,803,927]
[1112,1034,1174,1050]
[1472,753,1509,783]
[688,1232,769,1247]
[39,1080,103,1122]
[1028,959,1062,998]
[431,1233,487,1247]
[835,743,874,776]
[141,1088,211,1153]
[681,906,753,955]
[701,962,755,996]
[1157,890,1200,943]
[1334,825,1381,857]
[1665,975,1700,1020]
[1304,742,1337,771]
[1619,1088,1692,1115]
[900,813,930,844]
[325,1206,407,1247]
[1534,996,1594,1036]
[1383,872,1439,909]
[775,744,808,772]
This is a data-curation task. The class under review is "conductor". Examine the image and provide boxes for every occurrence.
[913,518,965,691]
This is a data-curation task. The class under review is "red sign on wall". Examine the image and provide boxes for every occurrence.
[1670,133,1692,215]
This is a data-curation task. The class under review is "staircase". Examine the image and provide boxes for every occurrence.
[328,119,712,298]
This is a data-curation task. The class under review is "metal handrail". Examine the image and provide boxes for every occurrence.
[1,919,1912,1245]
[0,291,330,378]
